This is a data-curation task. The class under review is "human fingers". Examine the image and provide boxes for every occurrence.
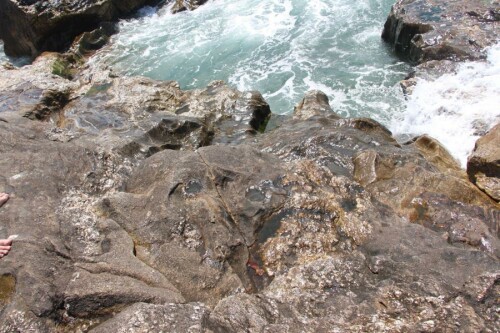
[0,239,13,246]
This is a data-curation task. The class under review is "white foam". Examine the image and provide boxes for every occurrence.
[391,42,500,167]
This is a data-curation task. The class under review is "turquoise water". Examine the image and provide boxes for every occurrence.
[91,0,410,119]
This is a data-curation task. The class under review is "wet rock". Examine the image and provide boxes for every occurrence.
[23,88,71,121]
[60,78,270,158]
[0,0,161,58]
[399,60,460,95]
[0,53,78,117]
[410,134,462,173]
[382,0,500,63]
[74,22,119,56]
[171,0,208,14]
[468,123,500,201]
[293,90,339,120]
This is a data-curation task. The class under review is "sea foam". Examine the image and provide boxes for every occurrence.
[392,43,500,167]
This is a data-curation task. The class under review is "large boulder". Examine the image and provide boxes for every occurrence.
[0,0,160,58]
[468,123,500,202]
[382,0,500,64]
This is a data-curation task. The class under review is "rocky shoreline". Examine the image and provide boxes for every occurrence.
[0,0,499,332]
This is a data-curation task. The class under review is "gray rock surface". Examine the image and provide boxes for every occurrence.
[89,302,210,333]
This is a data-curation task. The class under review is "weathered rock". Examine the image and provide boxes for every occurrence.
[60,78,270,158]
[293,90,338,120]
[63,269,183,318]
[89,302,210,333]
[258,99,499,254]
[468,123,500,201]
[400,60,460,95]
[210,232,499,332]
[0,0,160,58]
[0,41,499,332]
[382,0,500,64]
[171,0,208,14]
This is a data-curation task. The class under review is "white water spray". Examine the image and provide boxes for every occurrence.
[392,43,500,167]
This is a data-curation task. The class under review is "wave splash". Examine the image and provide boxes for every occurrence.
[392,43,500,167]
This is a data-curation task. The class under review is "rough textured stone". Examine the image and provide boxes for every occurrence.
[293,90,338,120]
[0,11,499,331]
[382,0,500,64]
[468,123,500,202]
[89,302,210,333]
[171,0,208,14]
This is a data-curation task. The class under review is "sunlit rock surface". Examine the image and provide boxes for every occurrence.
[0,0,498,331]
[468,123,500,202]
[0,54,498,331]
[382,0,500,64]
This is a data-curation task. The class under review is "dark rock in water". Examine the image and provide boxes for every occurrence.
[468,124,500,202]
[74,22,119,56]
[0,0,160,58]
[382,0,500,63]
[171,0,208,14]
